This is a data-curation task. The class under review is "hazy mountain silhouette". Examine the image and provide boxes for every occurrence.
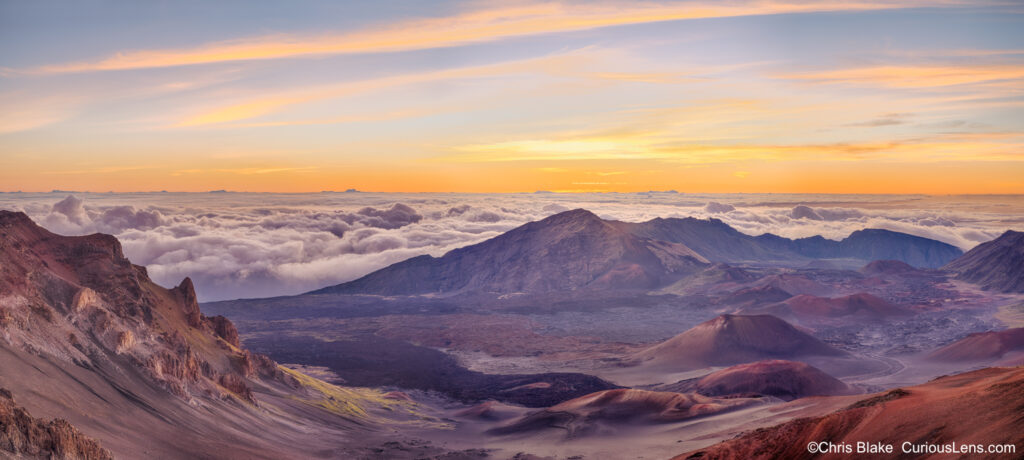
[614,217,962,268]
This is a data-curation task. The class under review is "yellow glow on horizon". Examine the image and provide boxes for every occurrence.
[3,150,1021,194]
[443,131,1024,164]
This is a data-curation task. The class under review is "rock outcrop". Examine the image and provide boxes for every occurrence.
[0,210,275,404]
[204,314,241,348]
[0,389,113,460]
[0,210,404,459]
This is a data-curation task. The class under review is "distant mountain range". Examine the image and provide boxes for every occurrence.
[314,209,709,295]
[614,216,962,268]
[315,209,965,296]
[944,230,1024,293]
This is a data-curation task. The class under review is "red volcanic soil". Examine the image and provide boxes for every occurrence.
[488,389,761,437]
[759,293,910,321]
[633,314,845,369]
[676,367,1024,460]
[927,327,1024,362]
[665,360,850,401]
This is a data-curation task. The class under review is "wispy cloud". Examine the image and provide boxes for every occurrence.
[170,167,314,176]
[22,1,973,74]
[441,129,1024,164]
[780,64,1024,88]
[0,93,88,134]
[227,108,441,128]
[173,48,705,127]
[845,112,913,127]
[40,165,157,175]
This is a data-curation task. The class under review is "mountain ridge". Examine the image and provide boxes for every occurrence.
[313,209,963,296]
[943,230,1024,292]
[616,216,962,268]
[314,208,709,295]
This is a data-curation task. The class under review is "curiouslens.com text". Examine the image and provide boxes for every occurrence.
[807,441,1017,456]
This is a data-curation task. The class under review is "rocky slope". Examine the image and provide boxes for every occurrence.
[943,230,1024,292]
[0,210,432,459]
[315,209,709,295]
[611,217,797,264]
[676,367,1024,460]
[0,210,285,406]
[0,388,112,460]
[632,314,845,369]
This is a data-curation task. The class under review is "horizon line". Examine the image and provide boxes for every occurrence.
[2,190,1024,197]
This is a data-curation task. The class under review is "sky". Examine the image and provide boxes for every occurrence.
[1,1,1024,193]
[2,192,1021,300]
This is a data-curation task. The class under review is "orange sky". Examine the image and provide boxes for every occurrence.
[1,1,1023,193]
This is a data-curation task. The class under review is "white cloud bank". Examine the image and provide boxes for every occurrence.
[1,192,1019,301]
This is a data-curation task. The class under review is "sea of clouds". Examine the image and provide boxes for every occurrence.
[1,192,1021,301]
